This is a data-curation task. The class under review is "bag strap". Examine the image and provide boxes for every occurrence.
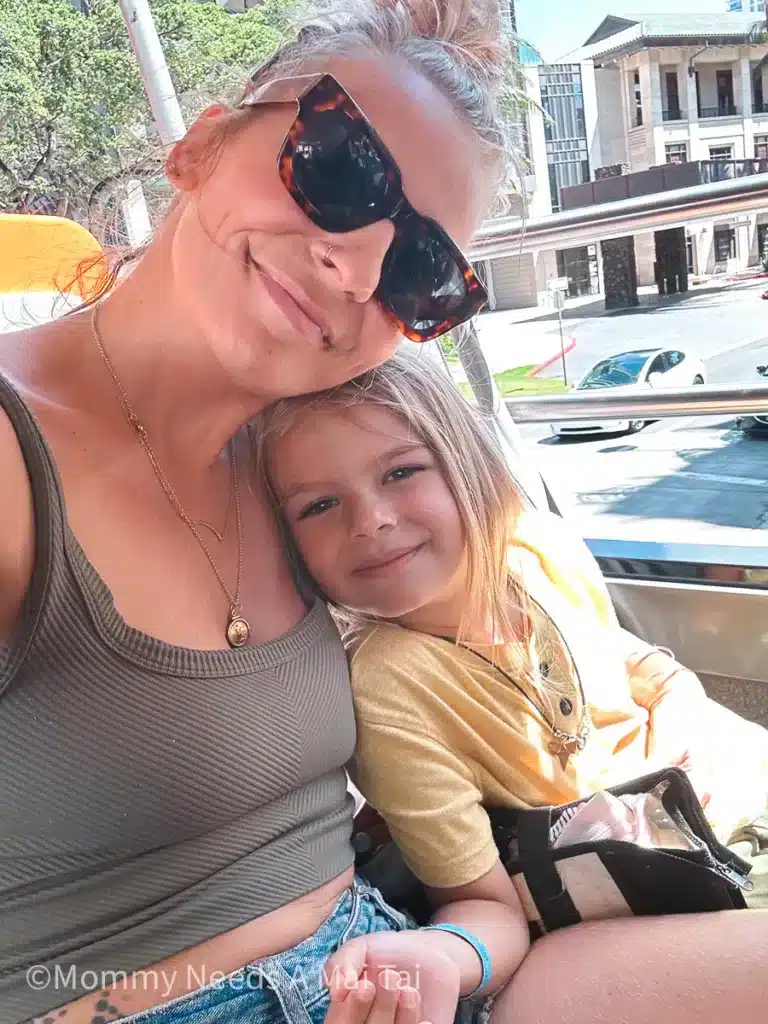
[516,807,582,930]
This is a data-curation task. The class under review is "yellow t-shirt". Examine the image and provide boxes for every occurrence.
[348,510,768,889]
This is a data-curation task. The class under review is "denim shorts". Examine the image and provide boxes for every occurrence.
[115,877,495,1024]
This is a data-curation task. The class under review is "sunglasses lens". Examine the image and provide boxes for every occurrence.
[292,110,395,231]
[380,218,473,336]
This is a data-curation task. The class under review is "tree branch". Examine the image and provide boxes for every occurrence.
[0,153,19,184]
[26,124,54,182]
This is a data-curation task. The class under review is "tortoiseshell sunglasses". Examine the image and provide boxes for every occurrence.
[241,72,488,342]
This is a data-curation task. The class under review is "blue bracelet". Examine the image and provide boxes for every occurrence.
[420,923,492,996]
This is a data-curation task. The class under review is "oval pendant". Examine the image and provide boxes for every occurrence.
[227,615,251,649]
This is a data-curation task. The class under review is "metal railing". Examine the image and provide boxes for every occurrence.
[468,171,768,260]
[699,104,739,118]
[503,383,768,424]
[700,158,768,182]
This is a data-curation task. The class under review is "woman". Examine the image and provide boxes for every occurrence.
[2,1,768,1023]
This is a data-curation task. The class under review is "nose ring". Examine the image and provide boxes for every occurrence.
[321,244,335,268]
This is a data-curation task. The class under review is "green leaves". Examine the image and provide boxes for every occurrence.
[0,0,299,220]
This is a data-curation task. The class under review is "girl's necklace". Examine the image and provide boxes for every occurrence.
[443,598,591,769]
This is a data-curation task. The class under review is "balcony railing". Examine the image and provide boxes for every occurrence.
[700,159,768,183]
[698,103,739,118]
[662,107,686,122]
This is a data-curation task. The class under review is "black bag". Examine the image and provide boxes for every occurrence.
[355,768,754,930]
[488,767,754,938]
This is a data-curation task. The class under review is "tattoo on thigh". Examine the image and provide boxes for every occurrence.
[89,992,125,1023]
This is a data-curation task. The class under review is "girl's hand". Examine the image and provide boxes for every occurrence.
[325,932,461,1024]
[325,966,427,1024]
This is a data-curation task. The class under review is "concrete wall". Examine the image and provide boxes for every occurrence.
[634,232,657,287]
[594,66,628,167]
[523,67,555,219]
[628,126,653,170]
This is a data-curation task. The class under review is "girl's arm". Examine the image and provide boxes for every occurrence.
[619,628,709,764]
[423,859,532,996]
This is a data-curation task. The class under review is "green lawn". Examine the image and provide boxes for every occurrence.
[456,364,572,399]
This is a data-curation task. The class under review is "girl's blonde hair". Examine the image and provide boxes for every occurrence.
[256,348,549,695]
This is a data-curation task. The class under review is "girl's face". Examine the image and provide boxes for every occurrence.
[270,403,468,625]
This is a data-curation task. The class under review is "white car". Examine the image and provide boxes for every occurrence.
[551,347,707,439]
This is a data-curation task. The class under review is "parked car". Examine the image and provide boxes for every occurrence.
[738,365,768,435]
[551,347,707,439]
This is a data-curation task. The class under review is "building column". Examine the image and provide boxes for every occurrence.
[601,236,639,309]
[684,53,702,160]
[741,53,755,160]
[648,51,666,165]
[580,60,602,176]
[737,220,752,269]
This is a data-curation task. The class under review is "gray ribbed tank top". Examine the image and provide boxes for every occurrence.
[0,374,357,1023]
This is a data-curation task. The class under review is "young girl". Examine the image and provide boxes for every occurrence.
[258,348,768,926]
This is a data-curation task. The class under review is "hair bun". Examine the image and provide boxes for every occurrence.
[377,0,509,79]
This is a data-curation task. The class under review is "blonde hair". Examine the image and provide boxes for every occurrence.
[239,0,525,204]
[75,0,524,305]
[256,348,554,698]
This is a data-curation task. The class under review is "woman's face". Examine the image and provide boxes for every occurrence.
[168,53,491,402]
[270,402,467,622]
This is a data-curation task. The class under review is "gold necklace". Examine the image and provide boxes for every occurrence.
[90,304,251,649]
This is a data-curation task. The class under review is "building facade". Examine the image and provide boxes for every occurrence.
[727,1,764,14]
[485,12,768,311]
[578,12,768,287]
[484,53,602,309]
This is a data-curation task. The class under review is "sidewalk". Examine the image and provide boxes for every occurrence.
[466,272,768,382]
[477,270,768,334]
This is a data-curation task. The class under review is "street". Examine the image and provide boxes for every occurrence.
[500,280,768,545]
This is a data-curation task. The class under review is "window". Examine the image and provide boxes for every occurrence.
[716,69,735,115]
[548,164,560,213]
[665,143,688,164]
[754,71,765,113]
[714,226,737,262]
[709,145,734,161]
[667,351,686,368]
[756,135,768,160]
[665,72,681,120]
[633,71,643,127]
[647,353,668,377]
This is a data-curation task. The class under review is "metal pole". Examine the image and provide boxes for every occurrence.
[504,383,768,424]
[557,301,568,386]
[468,171,768,260]
[118,0,186,148]
[455,320,549,510]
